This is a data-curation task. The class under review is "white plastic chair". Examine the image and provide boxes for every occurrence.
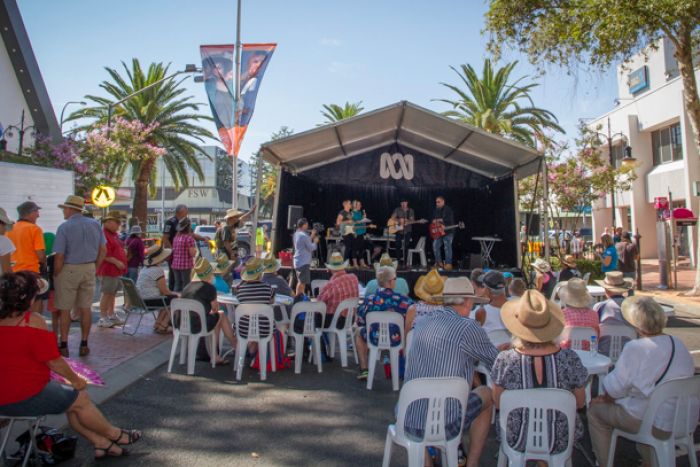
[366,311,405,391]
[322,297,358,367]
[407,236,427,268]
[558,326,597,351]
[0,416,45,467]
[274,304,291,351]
[606,375,700,467]
[234,304,276,381]
[551,282,566,305]
[599,322,637,362]
[497,388,577,467]
[167,299,216,375]
[383,377,470,467]
[288,301,326,374]
[582,272,591,284]
[310,279,329,297]
[487,329,512,347]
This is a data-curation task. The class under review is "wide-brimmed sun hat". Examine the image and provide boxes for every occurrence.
[145,244,172,266]
[620,296,665,332]
[414,269,447,303]
[325,251,349,271]
[262,253,281,273]
[596,271,634,294]
[558,278,593,308]
[531,258,551,273]
[241,257,265,281]
[213,253,234,275]
[192,256,215,282]
[129,225,143,235]
[101,211,122,224]
[373,252,398,272]
[562,255,577,268]
[0,207,14,226]
[224,208,244,220]
[58,195,86,212]
[501,289,564,343]
[432,276,489,304]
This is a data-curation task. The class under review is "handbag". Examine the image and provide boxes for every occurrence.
[13,426,77,465]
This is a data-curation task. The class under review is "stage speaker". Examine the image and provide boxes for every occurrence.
[287,205,304,230]
[523,213,540,236]
[469,253,482,270]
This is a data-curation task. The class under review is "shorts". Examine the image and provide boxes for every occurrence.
[55,263,96,310]
[99,275,121,295]
[295,264,311,284]
[0,381,79,417]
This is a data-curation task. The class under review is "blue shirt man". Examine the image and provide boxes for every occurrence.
[54,213,105,264]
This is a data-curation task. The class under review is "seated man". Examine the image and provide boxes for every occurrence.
[318,252,359,328]
[404,277,495,467]
[593,271,636,356]
[475,270,508,334]
[355,266,413,380]
[261,253,293,297]
[364,253,409,296]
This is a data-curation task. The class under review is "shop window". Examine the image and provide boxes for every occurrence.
[652,122,683,165]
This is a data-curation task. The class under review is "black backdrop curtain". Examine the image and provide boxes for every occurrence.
[273,145,517,267]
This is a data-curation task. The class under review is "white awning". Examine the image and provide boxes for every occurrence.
[260,101,542,180]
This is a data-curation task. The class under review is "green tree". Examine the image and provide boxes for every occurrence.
[250,126,294,218]
[484,0,700,294]
[320,101,364,124]
[436,59,564,147]
[66,59,214,225]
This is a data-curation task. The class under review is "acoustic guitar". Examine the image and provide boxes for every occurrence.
[429,221,465,240]
[386,218,428,235]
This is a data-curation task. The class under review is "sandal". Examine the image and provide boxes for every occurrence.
[111,428,142,446]
[79,345,90,357]
[95,441,129,459]
[154,324,170,334]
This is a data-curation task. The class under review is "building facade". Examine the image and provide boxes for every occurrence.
[589,37,698,261]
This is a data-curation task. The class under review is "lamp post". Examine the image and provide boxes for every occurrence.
[2,110,36,156]
[59,101,87,132]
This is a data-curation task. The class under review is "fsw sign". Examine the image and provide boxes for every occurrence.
[379,152,414,181]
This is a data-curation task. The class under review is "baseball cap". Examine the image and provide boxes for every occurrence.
[479,270,506,290]
[17,201,41,218]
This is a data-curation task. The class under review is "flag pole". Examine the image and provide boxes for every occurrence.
[232,0,242,211]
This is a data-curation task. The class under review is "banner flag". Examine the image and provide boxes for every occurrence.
[234,43,276,155]
[200,44,236,155]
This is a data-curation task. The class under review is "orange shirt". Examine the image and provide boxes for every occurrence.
[7,220,45,273]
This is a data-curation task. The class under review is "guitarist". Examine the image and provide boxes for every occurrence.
[351,200,369,268]
[335,199,354,264]
[432,196,455,271]
[392,199,414,265]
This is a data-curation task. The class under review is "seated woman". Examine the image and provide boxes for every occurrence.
[180,257,238,364]
[558,277,599,350]
[405,269,446,331]
[136,245,178,334]
[0,272,141,459]
[589,296,696,467]
[491,290,588,456]
[531,258,557,299]
[364,254,409,297]
[558,255,581,282]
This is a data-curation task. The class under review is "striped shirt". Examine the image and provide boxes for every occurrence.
[404,307,498,437]
[235,280,274,339]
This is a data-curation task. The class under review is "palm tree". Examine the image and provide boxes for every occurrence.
[320,101,364,124]
[437,59,563,147]
[66,59,214,225]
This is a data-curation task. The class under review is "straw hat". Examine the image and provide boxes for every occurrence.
[595,271,634,294]
[414,269,447,303]
[0,207,14,226]
[373,253,398,272]
[224,208,244,220]
[128,225,143,235]
[262,253,281,273]
[562,255,577,268]
[621,296,665,332]
[58,195,86,211]
[432,276,489,304]
[213,253,234,275]
[241,257,265,281]
[501,289,564,343]
[144,244,172,266]
[558,278,593,308]
[192,256,214,282]
[531,258,551,273]
[325,251,349,271]
[101,211,122,224]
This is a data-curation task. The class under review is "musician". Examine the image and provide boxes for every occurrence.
[391,199,414,265]
[335,200,354,263]
[351,200,369,269]
[432,196,455,271]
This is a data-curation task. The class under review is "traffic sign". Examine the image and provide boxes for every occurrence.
[91,186,116,208]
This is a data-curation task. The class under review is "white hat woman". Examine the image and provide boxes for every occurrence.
[557,278,599,349]
[136,245,177,334]
[531,258,556,299]
[493,290,588,456]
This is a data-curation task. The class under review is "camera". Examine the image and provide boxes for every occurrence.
[312,222,325,235]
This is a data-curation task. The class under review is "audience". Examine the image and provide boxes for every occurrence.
[507,278,526,300]
[593,271,636,356]
[600,233,618,274]
[364,253,409,296]
[558,278,598,350]
[558,255,581,282]
[616,231,638,280]
[96,211,127,329]
[405,269,445,331]
[492,289,588,456]
[318,252,359,329]
[212,253,235,293]
[7,201,46,312]
[234,258,275,354]
[589,297,696,466]
[477,270,508,334]
[531,258,556,299]
[125,225,144,283]
[136,245,178,334]
[261,253,292,297]
[0,271,141,459]
[0,208,15,275]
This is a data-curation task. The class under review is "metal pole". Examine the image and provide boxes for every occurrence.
[161,156,165,231]
[635,228,643,290]
[232,0,242,211]
[253,148,264,256]
[543,160,550,262]
[608,117,616,229]
[17,109,25,157]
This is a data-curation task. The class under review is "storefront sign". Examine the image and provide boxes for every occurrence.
[628,66,649,94]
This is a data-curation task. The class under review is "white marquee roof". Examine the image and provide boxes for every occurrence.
[260,101,542,180]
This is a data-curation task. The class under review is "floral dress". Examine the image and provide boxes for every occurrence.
[491,348,588,454]
[356,288,413,346]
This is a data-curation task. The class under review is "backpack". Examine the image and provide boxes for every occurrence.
[251,329,292,371]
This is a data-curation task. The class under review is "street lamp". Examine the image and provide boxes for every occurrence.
[1,110,36,156]
[59,101,87,133]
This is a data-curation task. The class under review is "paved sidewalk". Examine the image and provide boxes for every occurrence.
[636,258,700,316]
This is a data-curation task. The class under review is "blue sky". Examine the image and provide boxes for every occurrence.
[18,0,619,162]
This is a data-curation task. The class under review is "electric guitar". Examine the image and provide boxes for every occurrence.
[386,218,428,235]
[429,221,465,240]
[340,220,377,237]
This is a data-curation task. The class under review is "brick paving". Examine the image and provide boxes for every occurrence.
[638,258,700,308]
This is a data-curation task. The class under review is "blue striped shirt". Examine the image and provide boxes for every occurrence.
[53,213,105,264]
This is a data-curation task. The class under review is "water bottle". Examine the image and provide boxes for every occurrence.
[383,354,391,379]
[590,335,598,355]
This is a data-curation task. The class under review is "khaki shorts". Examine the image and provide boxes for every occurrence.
[55,263,96,310]
[99,275,121,295]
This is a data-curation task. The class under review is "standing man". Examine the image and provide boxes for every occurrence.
[7,201,47,312]
[616,231,639,280]
[53,195,106,357]
[96,211,127,328]
[293,218,318,296]
[392,199,415,265]
[216,208,254,260]
[432,196,455,271]
[162,204,189,291]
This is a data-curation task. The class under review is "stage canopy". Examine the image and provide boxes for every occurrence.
[260,100,541,180]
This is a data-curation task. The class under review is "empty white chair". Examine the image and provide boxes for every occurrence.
[366,311,405,391]
[322,297,358,367]
[310,279,329,297]
[606,376,700,467]
[487,329,511,347]
[582,272,591,284]
[288,301,326,374]
[497,388,577,466]
[558,326,597,351]
[167,299,216,376]
[0,416,45,467]
[599,322,637,363]
[234,304,276,381]
[407,236,427,268]
[383,377,470,467]
[551,282,566,305]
